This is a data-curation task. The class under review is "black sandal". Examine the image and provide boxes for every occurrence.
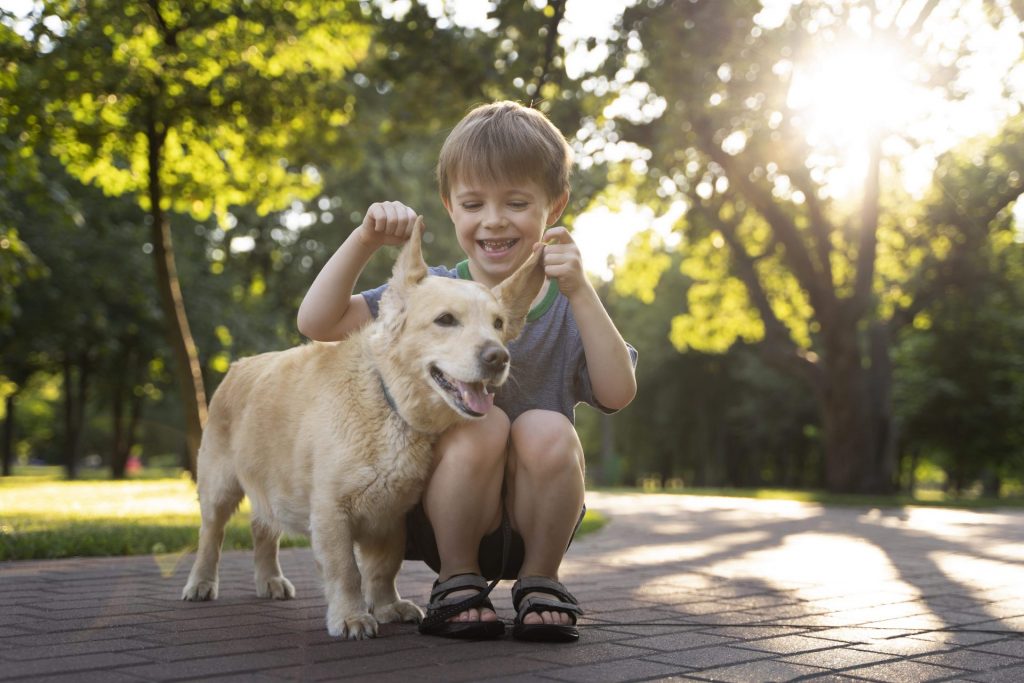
[511,576,582,643]
[418,573,506,640]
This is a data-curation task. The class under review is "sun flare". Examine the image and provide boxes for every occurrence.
[787,41,928,196]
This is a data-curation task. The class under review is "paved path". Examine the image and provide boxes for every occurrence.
[2,492,1023,682]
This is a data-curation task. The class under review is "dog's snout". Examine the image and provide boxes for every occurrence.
[479,343,509,374]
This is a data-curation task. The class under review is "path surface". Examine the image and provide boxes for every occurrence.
[2,492,1023,681]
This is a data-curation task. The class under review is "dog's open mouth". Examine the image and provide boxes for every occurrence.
[430,365,495,417]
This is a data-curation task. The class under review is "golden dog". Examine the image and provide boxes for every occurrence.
[181,219,544,639]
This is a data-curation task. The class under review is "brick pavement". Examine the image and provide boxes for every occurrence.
[1,492,1023,682]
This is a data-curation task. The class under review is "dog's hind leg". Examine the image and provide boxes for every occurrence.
[361,523,424,625]
[252,519,295,599]
[182,463,244,601]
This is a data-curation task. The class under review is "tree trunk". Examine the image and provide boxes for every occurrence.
[2,393,14,476]
[863,322,898,493]
[62,355,89,480]
[146,117,207,478]
[111,368,127,479]
[820,320,873,493]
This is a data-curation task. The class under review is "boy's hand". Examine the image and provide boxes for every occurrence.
[356,201,419,248]
[539,227,589,298]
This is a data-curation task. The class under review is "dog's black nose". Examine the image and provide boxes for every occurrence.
[480,343,509,373]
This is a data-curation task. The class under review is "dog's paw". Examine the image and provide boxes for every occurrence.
[182,579,218,601]
[374,598,424,624]
[256,576,295,600]
[327,611,379,639]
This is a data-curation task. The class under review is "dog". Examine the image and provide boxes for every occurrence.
[181,218,545,639]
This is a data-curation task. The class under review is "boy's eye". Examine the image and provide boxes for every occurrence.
[434,313,458,327]
[508,201,528,210]
[461,202,482,211]
[493,317,504,331]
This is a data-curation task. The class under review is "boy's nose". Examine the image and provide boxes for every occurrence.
[481,208,507,229]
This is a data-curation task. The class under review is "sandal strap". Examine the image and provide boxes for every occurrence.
[427,573,494,611]
[514,594,583,623]
[428,573,489,604]
[511,577,581,612]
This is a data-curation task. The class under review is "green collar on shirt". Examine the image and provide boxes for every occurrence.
[455,260,557,322]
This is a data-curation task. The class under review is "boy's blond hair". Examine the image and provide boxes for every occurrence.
[437,101,573,203]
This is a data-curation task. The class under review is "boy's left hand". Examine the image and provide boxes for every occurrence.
[539,227,589,299]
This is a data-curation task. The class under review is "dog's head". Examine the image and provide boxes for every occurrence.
[373,218,546,432]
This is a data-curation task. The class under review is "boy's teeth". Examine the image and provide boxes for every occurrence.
[480,239,517,252]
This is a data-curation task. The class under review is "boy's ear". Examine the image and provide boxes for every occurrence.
[546,191,570,226]
[391,217,428,291]
[492,245,547,341]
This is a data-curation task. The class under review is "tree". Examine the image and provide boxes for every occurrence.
[601,0,1024,492]
[5,1,371,473]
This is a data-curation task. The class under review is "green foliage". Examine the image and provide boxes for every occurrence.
[10,1,372,224]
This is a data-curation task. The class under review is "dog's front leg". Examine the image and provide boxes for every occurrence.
[311,512,377,639]
[362,521,424,625]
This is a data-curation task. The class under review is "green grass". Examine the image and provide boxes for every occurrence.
[0,467,607,561]
[599,484,1024,510]
[0,470,305,561]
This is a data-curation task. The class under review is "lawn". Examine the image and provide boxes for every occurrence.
[0,468,300,561]
[0,467,607,561]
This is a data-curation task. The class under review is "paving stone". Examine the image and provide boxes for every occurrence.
[681,658,829,681]
[842,658,969,682]
[779,646,898,670]
[644,645,773,670]
[0,652,152,680]
[2,492,1023,681]
[541,657,688,682]
[912,648,1022,674]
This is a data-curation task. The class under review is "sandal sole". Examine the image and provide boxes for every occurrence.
[512,623,579,643]
[420,620,506,640]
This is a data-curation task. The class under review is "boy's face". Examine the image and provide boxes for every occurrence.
[443,176,568,289]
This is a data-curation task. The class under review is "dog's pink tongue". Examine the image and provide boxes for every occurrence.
[457,381,494,414]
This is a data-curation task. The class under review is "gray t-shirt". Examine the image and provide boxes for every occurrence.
[360,261,638,424]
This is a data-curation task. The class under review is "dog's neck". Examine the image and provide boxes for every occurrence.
[377,372,401,417]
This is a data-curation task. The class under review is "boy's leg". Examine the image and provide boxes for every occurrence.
[422,407,509,623]
[507,409,586,626]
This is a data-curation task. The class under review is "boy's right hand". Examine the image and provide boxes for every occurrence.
[356,201,419,248]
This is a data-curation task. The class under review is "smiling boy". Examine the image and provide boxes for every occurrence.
[297,101,637,642]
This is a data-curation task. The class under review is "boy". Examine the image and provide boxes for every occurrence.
[297,101,637,642]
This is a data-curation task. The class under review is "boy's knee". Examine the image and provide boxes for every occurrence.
[510,410,583,477]
[435,407,510,468]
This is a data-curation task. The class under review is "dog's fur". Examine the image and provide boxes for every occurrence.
[181,219,545,639]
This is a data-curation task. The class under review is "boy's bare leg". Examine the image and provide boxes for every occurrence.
[507,409,586,626]
[422,408,509,623]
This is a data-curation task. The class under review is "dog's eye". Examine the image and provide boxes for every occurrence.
[434,313,458,327]
[493,318,504,331]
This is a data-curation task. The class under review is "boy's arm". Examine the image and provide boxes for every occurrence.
[297,202,417,341]
[542,229,637,411]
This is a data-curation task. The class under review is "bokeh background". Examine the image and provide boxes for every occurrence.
[2,0,1023,502]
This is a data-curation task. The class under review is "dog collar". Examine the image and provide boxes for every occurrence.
[378,373,400,415]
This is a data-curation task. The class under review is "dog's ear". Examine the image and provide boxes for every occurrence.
[492,244,547,341]
[392,216,428,291]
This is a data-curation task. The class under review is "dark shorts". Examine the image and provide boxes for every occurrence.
[404,503,587,581]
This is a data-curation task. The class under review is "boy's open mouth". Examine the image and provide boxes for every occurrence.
[478,238,519,253]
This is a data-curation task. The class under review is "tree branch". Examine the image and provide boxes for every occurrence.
[716,209,825,394]
[692,116,837,325]
[852,132,882,317]
[532,0,566,97]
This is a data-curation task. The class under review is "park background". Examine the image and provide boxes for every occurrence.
[2,0,1024,560]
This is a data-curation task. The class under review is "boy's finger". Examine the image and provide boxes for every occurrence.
[543,226,572,244]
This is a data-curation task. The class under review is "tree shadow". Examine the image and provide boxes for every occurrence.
[572,495,1024,651]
